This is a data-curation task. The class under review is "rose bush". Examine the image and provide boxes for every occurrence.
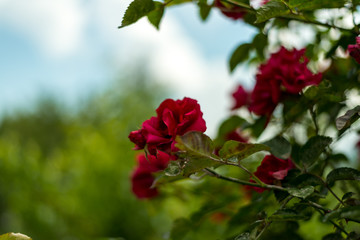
[122,1,360,239]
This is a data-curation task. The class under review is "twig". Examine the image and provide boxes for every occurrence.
[203,168,286,191]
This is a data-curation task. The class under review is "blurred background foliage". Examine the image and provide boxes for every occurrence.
[0,72,174,240]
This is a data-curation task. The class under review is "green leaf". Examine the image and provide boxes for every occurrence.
[147,2,164,29]
[176,131,214,155]
[290,173,323,188]
[269,209,310,221]
[0,233,32,240]
[299,135,332,168]
[255,0,289,23]
[326,167,360,186]
[198,0,211,21]
[289,0,347,11]
[335,106,360,130]
[248,116,267,138]
[229,43,252,72]
[288,186,315,199]
[262,135,292,159]
[120,0,155,28]
[176,131,219,176]
[252,33,267,60]
[170,218,191,240]
[323,206,360,222]
[219,140,270,161]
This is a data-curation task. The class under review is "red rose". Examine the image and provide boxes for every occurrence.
[249,47,322,117]
[248,77,279,116]
[129,97,207,154]
[231,85,250,110]
[214,0,269,20]
[348,36,360,64]
[131,151,171,199]
[214,0,246,20]
[249,155,294,193]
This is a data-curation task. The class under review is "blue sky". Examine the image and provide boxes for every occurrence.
[0,0,259,135]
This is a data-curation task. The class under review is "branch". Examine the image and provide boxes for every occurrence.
[216,0,357,34]
[204,168,286,191]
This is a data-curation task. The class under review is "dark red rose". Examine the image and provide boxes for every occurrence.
[231,85,250,110]
[248,47,322,117]
[214,0,246,20]
[348,37,360,64]
[128,130,146,150]
[249,155,294,193]
[129,97,207,154]
[131,151,171,199]
[248,77,279,116]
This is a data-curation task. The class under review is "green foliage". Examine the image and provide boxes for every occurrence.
[323,206,360,222]
[147,1,165,29]
[120,0,155,28]
[229,43,252,72]
[288,0,347,11]
[219,140,270,160]
[0,78,167,239]
[176,132,219,176]
[287,186,315,199]
[269,209,310,222]
[298,136,332,169]
[255,0,289,23]
[326,167,360,186]
[262,135,292,159]
[198,0,212,21]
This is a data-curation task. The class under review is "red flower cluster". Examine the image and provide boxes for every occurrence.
[129,97,207,198]
[231,47,322,117]
[214,0,269,20]
[129,97,207,155]
[249,155,294,193]
[348,36,360,64]
[131,152,171,199]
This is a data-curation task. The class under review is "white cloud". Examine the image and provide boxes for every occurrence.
[0,0,86,58]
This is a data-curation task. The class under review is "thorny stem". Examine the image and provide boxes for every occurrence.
[204,168,286,191]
